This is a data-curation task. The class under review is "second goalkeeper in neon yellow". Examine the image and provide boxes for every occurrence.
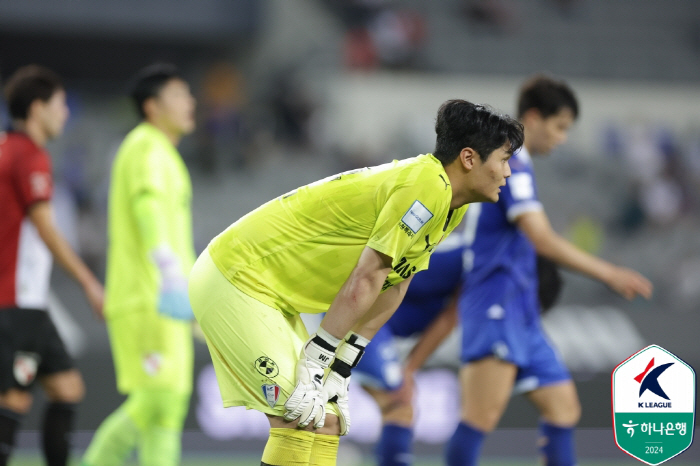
[190,100,525,466]
[82,64,196,466]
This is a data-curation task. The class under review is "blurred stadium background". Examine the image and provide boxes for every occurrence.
[1,0,698,464]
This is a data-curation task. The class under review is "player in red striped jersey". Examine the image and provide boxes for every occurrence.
[0,65,104,466]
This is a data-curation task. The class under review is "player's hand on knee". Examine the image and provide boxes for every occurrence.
[283,330,338,428]
[322,368,351,435]
[321,333,368,435]
[283,368,327,429]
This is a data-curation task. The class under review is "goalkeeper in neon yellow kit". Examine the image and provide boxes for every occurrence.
[82,63,196,466]
[188,100,524,466]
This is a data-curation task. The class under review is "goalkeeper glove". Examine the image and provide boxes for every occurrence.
[152,246,194,320]
[283,328,340,428]
[322,332,369,435]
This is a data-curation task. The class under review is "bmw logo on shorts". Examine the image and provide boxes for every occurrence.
[255,356,279,378]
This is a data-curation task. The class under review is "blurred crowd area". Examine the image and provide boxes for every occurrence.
[3,0,700,435]
[2,0,700,325]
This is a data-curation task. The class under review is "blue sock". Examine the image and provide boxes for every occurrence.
[376,424,413,466]
[539,421,576,466]
[445,422,485,466]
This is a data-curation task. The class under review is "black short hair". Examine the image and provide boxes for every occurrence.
[517,74,579,120]
[3,65,63,120]
[129,63,182,118]
[433,99,524,165]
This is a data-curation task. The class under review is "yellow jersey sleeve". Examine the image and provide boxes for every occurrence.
[368,186,440,261]
[208,154,457,314]
[126,139,168,200]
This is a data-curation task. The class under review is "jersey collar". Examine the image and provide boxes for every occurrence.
[514,146,532,165]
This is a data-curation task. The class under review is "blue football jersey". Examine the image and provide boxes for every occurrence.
[462,147,543,301]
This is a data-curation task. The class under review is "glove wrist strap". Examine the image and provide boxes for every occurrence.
[335,332,370,370]
[330,358,352,378]
[305,328,340,368]
[317,327,342,347]
[345,332,370,349]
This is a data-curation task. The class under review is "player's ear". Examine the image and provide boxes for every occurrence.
[28,98,46,120]
[521,108,542,126]
[142,97,158,120]
[459,147,476,171]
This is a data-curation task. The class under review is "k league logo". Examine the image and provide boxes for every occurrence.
[612,345,695,465]
[635,358,673,406]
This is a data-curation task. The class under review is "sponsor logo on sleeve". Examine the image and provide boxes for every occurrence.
[393,257,416,280]
[30,172,51,198]
[401,201,433,234]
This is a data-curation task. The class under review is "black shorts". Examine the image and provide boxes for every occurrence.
[0,308,75,392]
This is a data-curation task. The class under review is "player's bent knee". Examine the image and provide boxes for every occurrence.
[382,401,413,426]
[267,414,306,430]
[462,411,501,433]
[125,389,189,430]
[41,369,85,403]
[556,400,581,427]
[541,400,581,427]
[316,413,340,436]
[0,389,33,414]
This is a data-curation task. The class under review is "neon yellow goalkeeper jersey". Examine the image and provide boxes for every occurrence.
[105,122,195,318]
[208,154,467,316]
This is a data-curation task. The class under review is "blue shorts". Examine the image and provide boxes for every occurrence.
[459,273,570,391]
[353,324,403,391]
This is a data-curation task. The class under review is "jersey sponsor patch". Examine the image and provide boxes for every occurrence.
[13,351,40,386]
[255,356,279,378]
[509,173,535,200]
[262,383,280,408]
[401,200,433,234]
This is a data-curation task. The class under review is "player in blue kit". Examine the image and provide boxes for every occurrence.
[446,75,653,466]
[354,232,465,466]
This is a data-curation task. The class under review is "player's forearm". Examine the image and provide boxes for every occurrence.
[533,232,615,284]
[405,300,458,374]
[321,247,392,340]
[133,192,171,252]
[28,202,99,288]
[351,278,409,340]
[518,210,617,284]
[322,270,387,340]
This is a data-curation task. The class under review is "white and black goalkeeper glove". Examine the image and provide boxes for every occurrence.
[322,332,369,436]
[283,328,340,428]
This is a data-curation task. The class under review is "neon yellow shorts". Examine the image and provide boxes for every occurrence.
[189,249,338,417]
[106,308,193,395]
